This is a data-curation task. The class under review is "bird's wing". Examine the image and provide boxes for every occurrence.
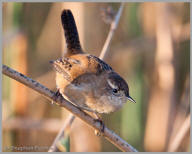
[50,54,113,81]
[50,57,80,82]
[86,55,113,75]
[63,73,100,113]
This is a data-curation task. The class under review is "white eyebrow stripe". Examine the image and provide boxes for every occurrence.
[107,79,118,89]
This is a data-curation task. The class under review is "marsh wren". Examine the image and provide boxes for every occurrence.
[50,10,135,121]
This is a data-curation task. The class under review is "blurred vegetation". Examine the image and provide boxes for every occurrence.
[2,2,190,152]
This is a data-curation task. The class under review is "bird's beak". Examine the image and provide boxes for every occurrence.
[127,96,136,103]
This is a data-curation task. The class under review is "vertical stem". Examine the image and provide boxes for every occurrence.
[99,3,124,60]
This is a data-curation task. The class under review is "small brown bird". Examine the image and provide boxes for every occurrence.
[50,10,135,122]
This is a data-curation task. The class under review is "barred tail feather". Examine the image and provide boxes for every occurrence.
[61,10,83,55]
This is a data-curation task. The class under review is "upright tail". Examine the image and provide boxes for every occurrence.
[61,10,83,55]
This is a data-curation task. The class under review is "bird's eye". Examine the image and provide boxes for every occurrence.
[113,89,118,93]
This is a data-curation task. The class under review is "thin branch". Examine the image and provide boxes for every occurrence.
[99,3,124,60]
[2,64,138,152]
[48,114,75,152]
[168,115,190,152]
[3,117,62,132]
[49,3,126,152]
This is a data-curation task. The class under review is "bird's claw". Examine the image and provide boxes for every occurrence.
[52,89,62,104]
[94,119,105,136]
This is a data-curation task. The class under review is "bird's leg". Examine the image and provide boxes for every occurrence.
[52,89,62,104]
[93,112,105,136]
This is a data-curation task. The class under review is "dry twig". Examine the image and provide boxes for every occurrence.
[3,117,62,132]
[168,115,190,152]
[2,64,138,152]
[48,114,75,152]
[99,3,124,60]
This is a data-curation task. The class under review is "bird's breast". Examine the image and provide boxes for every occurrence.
[85,94,125,114]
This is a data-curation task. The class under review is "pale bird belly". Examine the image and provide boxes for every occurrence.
[86,95,125,114]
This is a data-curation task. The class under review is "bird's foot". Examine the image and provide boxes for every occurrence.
[52,89,62,104]
[94,118,105,136]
